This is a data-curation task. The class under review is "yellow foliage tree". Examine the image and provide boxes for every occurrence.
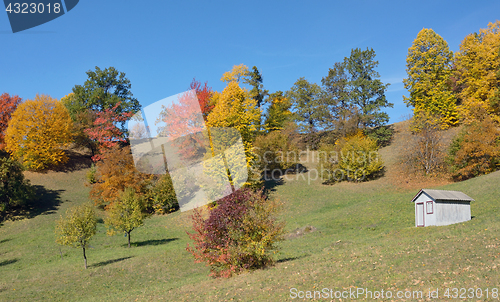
[318,131,384,183]
[220,64,249,83]
[5,94,74,171]
[403,28,458,128]
[263,91,293,132]
[206,70,261,188]
[105,188,149,248]
[454,21,500,123]
[207,81,261,160]
[55,203,97,269]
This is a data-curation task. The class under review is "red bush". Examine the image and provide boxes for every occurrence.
[186,188,284,278]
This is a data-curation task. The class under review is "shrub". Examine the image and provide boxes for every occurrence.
[297,131,322,150]
[318,131,383,183]
[254,128,300,176]
[186,188,284,278]
[448,116,500,181]
[401,113,446,176]
[143,173,179,214]
[0,155,35,213]
[86,163,97,184]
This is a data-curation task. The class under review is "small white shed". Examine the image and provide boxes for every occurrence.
[411,189,474,227]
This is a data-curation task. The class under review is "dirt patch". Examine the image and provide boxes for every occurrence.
[286,225,317,239]
[378,120,459,190]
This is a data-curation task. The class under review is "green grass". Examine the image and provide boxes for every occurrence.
[1,142,500,301]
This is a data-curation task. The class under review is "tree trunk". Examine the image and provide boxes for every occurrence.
[83,246,87,269]
[128,232,131,248]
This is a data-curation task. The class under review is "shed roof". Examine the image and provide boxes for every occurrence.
[411,189,474,203]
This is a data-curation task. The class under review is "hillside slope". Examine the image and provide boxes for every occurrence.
[0,125,498,301]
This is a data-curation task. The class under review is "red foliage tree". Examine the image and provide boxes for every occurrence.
[158,87,210,161]
[190,78,214,121]
[0,93,22,149]
[84,102,134,161]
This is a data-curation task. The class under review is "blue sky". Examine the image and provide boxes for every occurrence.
[1,1,499,124]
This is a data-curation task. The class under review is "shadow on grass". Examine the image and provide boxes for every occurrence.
[50,149,93,173]
[0,258,18,267]
[277,255,308,263]
[263,164,308,193]
[91,256,133,268]
[321,166,387,185]
[0,239,11,244]
[0,186,63,223]
[124,238,180,248]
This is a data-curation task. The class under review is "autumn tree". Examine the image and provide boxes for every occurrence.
[207,79,261,160]
[254,125,299,174]
[85,102,134,161]
[143,173,179,214]
[105,188,149,248]
[263,91,293,132]
[448,109,500,181]
[64,67,140,156]
[403,28,458,128]
[0,93,22,150]
[322,48,392,130]
[221,64,250,83]
[189,78,214,121]
[89,145,149,209]
[453,21,500,123]
[206,69,262,188]
[157,90,208,162]
[5,94,73,171]
[286,77,323,134]
[55,203,97,269]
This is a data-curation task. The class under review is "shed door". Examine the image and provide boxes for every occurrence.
[416,202,425,227]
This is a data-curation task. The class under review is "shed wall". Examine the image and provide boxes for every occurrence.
[435,201,471,226]
[414,193,437,227]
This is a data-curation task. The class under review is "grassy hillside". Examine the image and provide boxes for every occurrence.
[1,125,499,301]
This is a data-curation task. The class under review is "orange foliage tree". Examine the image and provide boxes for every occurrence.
[448,111,500,181]
[0,93,22,150]
[5,94,73,170]
[89,145,149,209]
